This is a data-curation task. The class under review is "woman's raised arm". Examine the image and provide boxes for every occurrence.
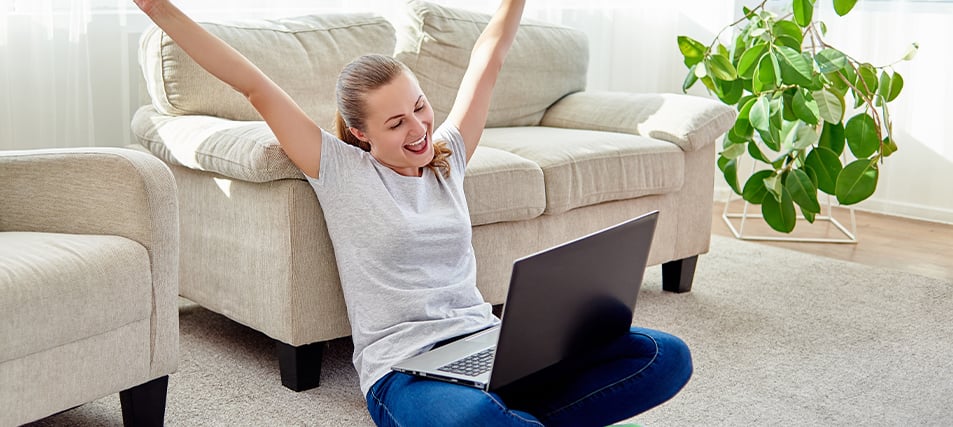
[446,0,526,162]
[134,0,323,178]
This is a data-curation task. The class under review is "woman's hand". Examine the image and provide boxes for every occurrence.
[132,0,166,16]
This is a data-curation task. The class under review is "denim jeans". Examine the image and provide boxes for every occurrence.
[366,327,692,427]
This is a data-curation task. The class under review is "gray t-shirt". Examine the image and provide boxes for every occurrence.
[306,123,499,396]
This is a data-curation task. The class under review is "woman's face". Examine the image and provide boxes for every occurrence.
[351,71,435,177]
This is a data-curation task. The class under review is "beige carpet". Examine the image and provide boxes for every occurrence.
[29,235,953,426]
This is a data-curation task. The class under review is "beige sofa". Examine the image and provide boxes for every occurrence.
[0,148,179,425]
[131,1,735,391]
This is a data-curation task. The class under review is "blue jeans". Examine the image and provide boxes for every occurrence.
[366,327,692,427]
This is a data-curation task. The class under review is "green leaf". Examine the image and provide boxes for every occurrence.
[793,89,820,125]
[762,188,797,233]
[857,63,879,97]
[753,51,780,93]
[836,157,879,205]
[682,65,699,92]
[708,54,738,81]
[722,142,747,160]
[833,0,858,16]
[845,113,880,158]
[772,20,804,50]
[814,89,844,124]
[882,71,904,102]
[715,78,744,104]
[748,140,772,163]
[786,169,821,214]
[815,48,849,73]
[776,46,814,87]
[743,170,775,204]
[738,44,768,79]
[882,136,899,157]
[749,95,772,133]
[721,157,741,195]
[793,0,814,27]
[819,122,846,155]
[793,124,820,150]
[678,36,707,67]
[805,146,842,195]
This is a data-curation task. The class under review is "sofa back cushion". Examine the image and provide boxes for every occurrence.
[396,1,588,128]
[139,14,395,128]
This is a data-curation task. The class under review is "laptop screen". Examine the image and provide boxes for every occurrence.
[488,211,658,390]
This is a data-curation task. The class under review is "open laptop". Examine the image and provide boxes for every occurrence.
[391,210,659,391]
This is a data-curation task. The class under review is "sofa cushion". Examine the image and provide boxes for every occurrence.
[480,127,685,215]
[132,106,303,182]
[395,0,588,128]
[464,146,546,226]
[0,232,152,363]
[139,13,395,128]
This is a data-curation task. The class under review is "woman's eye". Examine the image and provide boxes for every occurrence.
[390,120,402,129]
[414,105,424,112]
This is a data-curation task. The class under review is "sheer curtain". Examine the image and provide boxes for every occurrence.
[0,0,730,151]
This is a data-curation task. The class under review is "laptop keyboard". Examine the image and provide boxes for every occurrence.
[437,348,495,377]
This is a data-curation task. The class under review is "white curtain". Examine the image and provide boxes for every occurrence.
[0,0,731,151]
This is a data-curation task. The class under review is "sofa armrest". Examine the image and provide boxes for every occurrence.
[540,91,737,152]
[0,147,179,377]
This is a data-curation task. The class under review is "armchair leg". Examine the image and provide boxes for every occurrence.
[119,375,168,427]
[662,255,698,293]
[276,341,325,392]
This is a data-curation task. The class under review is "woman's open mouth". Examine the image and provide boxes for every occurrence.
[404,134,429,154]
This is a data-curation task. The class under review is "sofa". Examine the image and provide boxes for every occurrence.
[0,148,179,425]
[131,0,736,391]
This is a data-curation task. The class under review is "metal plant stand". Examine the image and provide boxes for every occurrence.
[722,191,858,244]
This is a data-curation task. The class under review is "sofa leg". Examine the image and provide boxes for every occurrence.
[119,375,168,427]
[662,255,698,293]
[276,341,324,392]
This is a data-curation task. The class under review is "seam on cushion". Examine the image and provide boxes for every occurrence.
[5,316,150,363]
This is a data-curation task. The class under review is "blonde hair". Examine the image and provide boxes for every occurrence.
[333,54,451,178]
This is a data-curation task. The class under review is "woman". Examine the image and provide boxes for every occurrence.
[133,1,693,425]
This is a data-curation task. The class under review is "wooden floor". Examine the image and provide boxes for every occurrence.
[711,200,953,282]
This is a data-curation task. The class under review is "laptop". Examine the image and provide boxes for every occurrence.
[391,210,659,392]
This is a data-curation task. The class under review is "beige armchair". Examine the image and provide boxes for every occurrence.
[0,148,179,426]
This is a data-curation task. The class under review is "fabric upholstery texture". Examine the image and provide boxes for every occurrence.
[463,146,546,225]
[395,0,588,127]
[139,13,395,127]
[0,232,151,362]
[0,148,179,425]
[541,91,738,152]
[480,127,684,215]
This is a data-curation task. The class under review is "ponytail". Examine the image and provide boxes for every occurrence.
[333,109,370,152]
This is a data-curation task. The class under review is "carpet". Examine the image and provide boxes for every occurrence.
[28,235,953,426]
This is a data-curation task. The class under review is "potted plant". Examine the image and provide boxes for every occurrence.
[677,0,917,232]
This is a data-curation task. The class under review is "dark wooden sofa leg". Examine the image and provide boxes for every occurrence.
[119,375,169,427]
[662,255,698,293]
[276,341,324,392]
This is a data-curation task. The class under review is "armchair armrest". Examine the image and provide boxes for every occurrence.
[540,91,737,152]
[0,147,179,376]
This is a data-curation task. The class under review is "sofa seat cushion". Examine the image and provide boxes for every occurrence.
[464,146,546,226]
[0,232,152,363]
[480,127,685,215]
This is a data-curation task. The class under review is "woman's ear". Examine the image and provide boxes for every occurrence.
[349,127,369,143]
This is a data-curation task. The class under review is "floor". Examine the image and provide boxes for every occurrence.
[712,200,953,282]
